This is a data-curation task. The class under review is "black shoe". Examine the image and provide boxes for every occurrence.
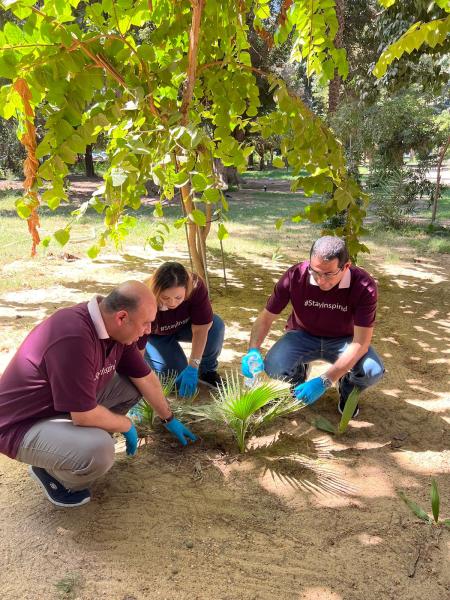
[29,466,91,508]
[338,396,360,418]
[291,362,311,387]
[199,371,223,389]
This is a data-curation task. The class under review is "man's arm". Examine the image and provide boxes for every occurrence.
[190,322,212,363]
[248,309,278,350]
[71,371,172,432]
[130,371,172,420]
[71,405,132,432]
[324,326,373,383]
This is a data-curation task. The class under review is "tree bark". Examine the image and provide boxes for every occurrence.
[328,0,344,114]
[179,0,207,281]
[431,134,450,225]
[85,144,96,177]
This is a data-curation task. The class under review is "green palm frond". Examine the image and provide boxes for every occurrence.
[181,371,304,453]
[159,370,178,397]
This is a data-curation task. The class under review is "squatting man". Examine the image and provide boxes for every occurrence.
[0,281,197,508]
[241,236,385,414]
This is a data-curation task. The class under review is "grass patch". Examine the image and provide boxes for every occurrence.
[415,186,450,221]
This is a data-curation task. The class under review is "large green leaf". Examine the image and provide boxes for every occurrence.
[398,491,432,524]
[430,479,440,523]
[337,387,361,434]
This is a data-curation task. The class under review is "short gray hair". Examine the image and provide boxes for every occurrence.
[102,290,140,313]
[310,236,349,267]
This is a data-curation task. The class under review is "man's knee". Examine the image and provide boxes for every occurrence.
[264,350,286,380]
[76,431,115,479]
[352,354,385,387]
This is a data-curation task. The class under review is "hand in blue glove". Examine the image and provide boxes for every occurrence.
[293,377,326,405]
[175,365,199,397]
[164,418,198,446]
[241,348,265,379]
[123,423,139,456]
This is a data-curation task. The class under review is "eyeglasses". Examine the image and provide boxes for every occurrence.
[308,266,343,281]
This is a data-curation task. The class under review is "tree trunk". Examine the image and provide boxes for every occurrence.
[259,153,265,171]
[248,152,254,168]
[328,0,344,114]
[431,134,450,225]
[85,144,96,177]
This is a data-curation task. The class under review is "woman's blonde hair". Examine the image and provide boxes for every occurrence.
[145,262,199,305]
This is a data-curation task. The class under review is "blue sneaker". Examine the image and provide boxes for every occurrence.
[28,466,91,508]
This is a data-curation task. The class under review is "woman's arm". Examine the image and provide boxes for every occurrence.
[189,322,212,365]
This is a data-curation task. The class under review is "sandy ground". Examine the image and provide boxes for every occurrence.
[0,202,449,599]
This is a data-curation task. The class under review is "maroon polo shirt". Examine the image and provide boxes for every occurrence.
[0,298,150,459]
[137,278,213,348]
[266,261,377,338]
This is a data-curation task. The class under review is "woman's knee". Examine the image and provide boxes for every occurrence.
[211,314,225,337]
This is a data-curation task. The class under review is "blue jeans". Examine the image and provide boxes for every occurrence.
[144,314,225,375]
[264,329,385,401]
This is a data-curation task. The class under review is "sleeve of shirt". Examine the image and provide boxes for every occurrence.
[189,279,214,325]
[45,336,99,413]
[353,280,378,328]
[116,343,151,378]
[265,269,292,315]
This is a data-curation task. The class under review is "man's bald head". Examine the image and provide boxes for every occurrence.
[100,281,156,344]
[102,280,155,315]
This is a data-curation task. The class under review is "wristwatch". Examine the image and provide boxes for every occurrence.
[189,358,201,368]
[160,414,174,424]
[320,374,333,389]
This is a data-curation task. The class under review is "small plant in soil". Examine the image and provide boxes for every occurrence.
[313,387,361,435]
[54,572,82,599]
[129,371,178,435]
[399,479,450,528]
[182,371,305,453]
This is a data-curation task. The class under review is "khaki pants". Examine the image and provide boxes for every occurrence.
[16,375,141,490]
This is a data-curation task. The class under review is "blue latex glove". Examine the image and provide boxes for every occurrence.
[293,377,326,405]
[241,348,265,379]
[175,365,199,397]
[164,418,198,446]
[123,423,138,456]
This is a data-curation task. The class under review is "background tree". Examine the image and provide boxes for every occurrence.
[0,0,368,278]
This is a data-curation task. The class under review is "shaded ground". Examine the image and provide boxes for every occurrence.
[0,180,449,600]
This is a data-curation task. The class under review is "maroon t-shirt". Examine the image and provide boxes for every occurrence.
[0,302,150,459]
[137,278,213,348]
[266,261,377,338]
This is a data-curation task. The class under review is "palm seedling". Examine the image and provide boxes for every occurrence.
[399,479,450,528]
[313,387,361,435]
[129,370,178,436]
[181,371,305,453]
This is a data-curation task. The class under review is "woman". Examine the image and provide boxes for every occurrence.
[138,262,225,397]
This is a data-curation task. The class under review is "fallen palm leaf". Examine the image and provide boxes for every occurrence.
[398,491,432,524]
[313,416,336,434]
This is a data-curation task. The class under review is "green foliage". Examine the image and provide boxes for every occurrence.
[54,573,82,600]
[369,168,433,229]
[0,0,367,259]
[278,0,349,82]
[374,0,450,78]
[398,479,450,528]
[337,387,360,433]
[431,478,440,523]
[129,371,178,433]
[183,372,303,453]
[312,388,361,435]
